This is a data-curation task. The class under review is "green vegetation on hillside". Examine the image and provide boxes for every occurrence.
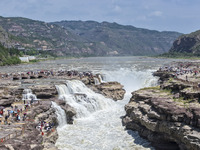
[0,44,21,66]
[160,51,200,57]
[53,21,182,56]
[166,29,200,57]
[0,16,182,56]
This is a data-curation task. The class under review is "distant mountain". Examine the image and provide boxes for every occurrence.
[0,16,182,56]
[0,16,93,56]
[169,30,200,55]
[53,20,182,55]
[0,25,14,48]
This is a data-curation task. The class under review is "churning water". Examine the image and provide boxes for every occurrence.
[52,101,67,127]
[51,57,179,150]
[0,56,185,150]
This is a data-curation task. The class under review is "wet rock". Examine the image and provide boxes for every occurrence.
[56,99,76,124]
[94,82,126,100]
[30,85,57,99]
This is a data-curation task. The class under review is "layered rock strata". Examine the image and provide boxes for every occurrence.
[86,81,126,101]
[123,71,200,150]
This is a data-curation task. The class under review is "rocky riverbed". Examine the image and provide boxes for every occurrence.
[0,70,125,150]
[123,62,200,150]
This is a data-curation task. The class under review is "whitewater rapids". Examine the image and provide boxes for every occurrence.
[54,69,157,150]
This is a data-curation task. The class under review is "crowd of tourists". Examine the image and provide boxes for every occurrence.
[0,99,55,138]
[158,63,200,89]
[0,69,94,80]
[0,104,29,125]
[36,120,55,136]
[158,64,200,79]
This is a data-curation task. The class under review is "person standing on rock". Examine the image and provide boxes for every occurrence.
[0,109,3,116]
[18,115,20,121]
[31,97,34,104]
[23,113,27,121]
[198,83,200,88]
[16,114,18,121]
[5,115,8,124]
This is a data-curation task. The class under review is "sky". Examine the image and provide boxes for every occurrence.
[0,0,199,34]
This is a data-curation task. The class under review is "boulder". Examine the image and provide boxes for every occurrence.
[95,82,126,100]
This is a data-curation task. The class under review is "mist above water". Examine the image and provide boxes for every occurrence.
[0,56,184,150]
[52,57,177,150]
[55,81,154,150]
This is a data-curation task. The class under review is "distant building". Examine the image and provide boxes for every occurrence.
[19,57,29,62]
[108,51,119,55]
[14,43,21,49]
[28,56,36,60]
[17,47,25,50]
[37,48,42,51]
[19,56,36,62]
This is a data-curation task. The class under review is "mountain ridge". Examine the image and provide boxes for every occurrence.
[52,20,182,55]
[0,16,182,56]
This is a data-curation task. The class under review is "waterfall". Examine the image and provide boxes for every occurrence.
[103,68,158,94]
[55,80,114,118]
[54,57,164,150]
[22,89,38,101]
[97,74,105,83]
[51,101,67,127]
[94,77,100,85]
[55,75,155,150]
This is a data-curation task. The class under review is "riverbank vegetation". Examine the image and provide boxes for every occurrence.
[157,52,200,59]
[0,44,21,66]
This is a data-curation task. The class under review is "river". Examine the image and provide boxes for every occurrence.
[0,56,186,150]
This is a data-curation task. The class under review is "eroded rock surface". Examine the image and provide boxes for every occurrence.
[123,68,200,150]
[88,81,126,101]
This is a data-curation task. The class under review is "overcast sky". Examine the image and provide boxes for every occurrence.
[0,0,199,33]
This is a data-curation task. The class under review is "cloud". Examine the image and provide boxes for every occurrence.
[113,5,121,13]
[0,0,199,33]
[136,15,148,21]
[149,11,163,17]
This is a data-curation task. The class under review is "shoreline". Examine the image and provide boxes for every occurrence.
[123,61,200,150]
[0,69,125,149]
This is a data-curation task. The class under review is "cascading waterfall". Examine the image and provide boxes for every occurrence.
[56,80,115,118]
[97,74,105,83]
[103,68,158,94]
[22,89,38,101]
[55,70,156,150]
[93,74,105,85]
[51,101,67,127]
[0,56,180,150]
[94,77,100,85]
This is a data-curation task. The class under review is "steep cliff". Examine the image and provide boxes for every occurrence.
[169,30,200,55]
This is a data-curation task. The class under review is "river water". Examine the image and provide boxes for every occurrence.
[0,56,186,150]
